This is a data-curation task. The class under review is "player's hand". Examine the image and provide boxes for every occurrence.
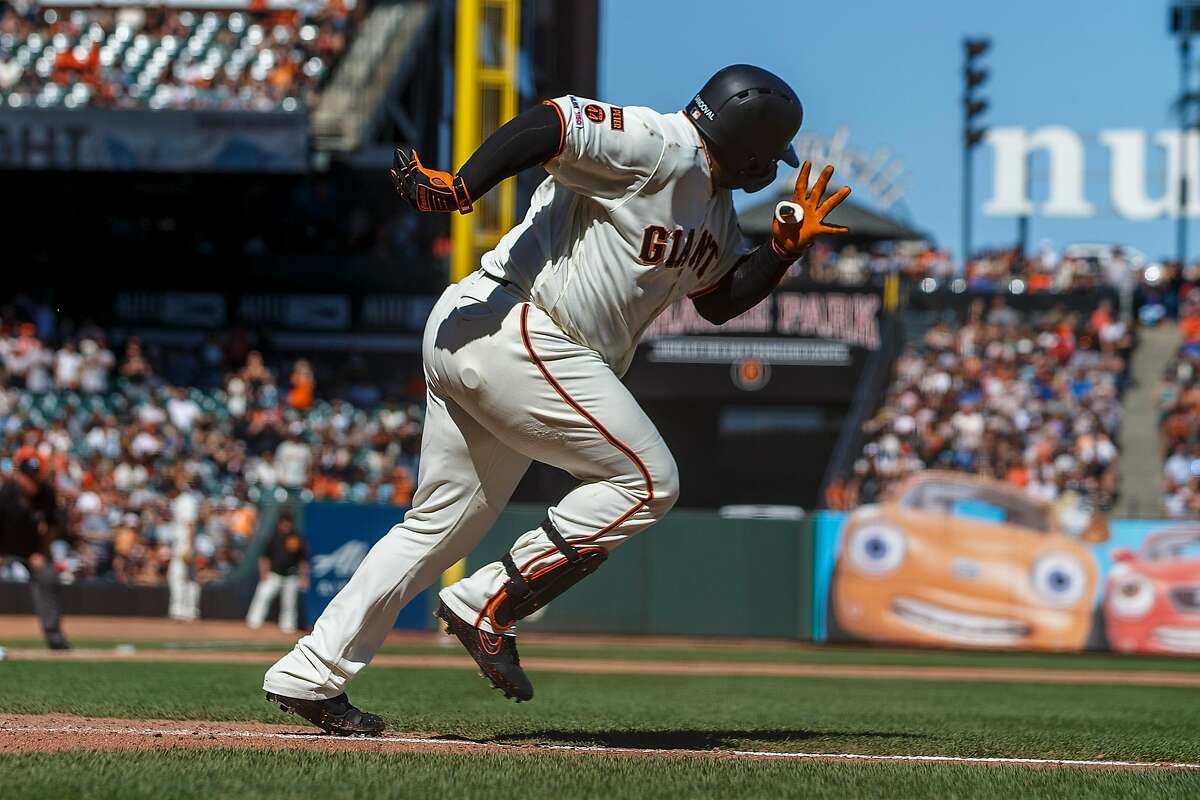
[390,147,474,214]
[771,161,851,257]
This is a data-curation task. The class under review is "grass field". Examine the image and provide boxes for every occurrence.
[2,625,1199,799]
[10,749,1200,800]
[7,635,1200,671]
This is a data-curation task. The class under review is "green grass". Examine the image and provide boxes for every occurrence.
[2,660,1199,762]
[5,749,1199,800]
[4,655,1200,798]
[7,636,1200,673]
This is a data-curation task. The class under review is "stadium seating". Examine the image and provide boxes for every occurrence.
[0,1,356,110]
[1159,300,1200,517]
[0,326,423,586]
[837,301,1129,512]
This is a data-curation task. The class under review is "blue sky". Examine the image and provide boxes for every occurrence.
[600,0,1187,261]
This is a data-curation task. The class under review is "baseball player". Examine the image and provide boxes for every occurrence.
[245,512,309,633]
[263,64,851,735]
[0,448,71,650]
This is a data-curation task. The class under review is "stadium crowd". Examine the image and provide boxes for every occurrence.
[829,297,1132,512]
[0,0,359,110]
[797,240,1153,294]
[1159,298,1200,518]
[0,318,424,586]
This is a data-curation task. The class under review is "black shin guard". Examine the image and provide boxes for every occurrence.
[491,518,607,629]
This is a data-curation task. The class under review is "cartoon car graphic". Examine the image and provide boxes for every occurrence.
[1104,527,1200,655]
[832,471,1099,651]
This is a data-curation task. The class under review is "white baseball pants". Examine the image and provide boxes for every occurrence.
[246,572,301,633]
[167,557,199,622]
[264,270,678,699]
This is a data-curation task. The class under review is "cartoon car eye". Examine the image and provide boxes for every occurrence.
[1109,575,1156,619]
[1030,553,1087,608]
[846,525,906,575]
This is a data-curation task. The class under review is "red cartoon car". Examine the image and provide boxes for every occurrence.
[1104,527,1200,655]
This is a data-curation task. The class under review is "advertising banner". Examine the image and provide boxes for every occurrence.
[0,109,308,172]
[624,285,883,403]
[811,472,1200,655]
[301,503,431,630]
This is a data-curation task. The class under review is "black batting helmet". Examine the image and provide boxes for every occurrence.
[685,64,803,193]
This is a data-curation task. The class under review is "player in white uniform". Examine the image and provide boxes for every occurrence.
[262,65,851,735]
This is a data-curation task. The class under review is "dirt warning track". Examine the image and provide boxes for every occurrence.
[1,714,1198,771]
[7,647,1200,688]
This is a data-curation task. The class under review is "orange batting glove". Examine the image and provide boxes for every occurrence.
[390,147,474,214]
[771,160,851,258]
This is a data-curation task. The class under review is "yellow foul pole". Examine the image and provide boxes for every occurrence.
[442,0,520,601]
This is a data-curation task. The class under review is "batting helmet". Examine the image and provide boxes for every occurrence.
[685,64,803,193]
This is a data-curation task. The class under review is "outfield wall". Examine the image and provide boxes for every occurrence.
[299,503,812,639]
[3,501,1197,658]
[296,501,1197,655]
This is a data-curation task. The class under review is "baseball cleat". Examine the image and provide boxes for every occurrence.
[435,600,533,702]
[45,631,72,651]
[265,691,385,737]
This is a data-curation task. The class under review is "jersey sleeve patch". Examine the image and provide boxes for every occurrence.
[584,103,605,123]
[567,95,584,129]
[610,106,624,131]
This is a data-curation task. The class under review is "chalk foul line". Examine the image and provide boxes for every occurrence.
[3,723,1199,771]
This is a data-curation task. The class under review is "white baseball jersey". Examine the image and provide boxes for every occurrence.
[265,94,748,702]
[481,95,751,375]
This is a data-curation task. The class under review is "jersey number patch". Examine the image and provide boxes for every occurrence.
[638,225,719,279]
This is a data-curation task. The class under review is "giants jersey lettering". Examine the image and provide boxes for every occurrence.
[480,94,751,375]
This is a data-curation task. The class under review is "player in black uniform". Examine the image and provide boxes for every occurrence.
[0,449,71,650]
[246,512,310,633]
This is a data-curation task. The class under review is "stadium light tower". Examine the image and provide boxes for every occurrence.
[1171,3,1200,267]
[962,37,991,274]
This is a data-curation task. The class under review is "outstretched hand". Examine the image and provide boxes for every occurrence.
[771,161,851,257]
[390,147,474,214]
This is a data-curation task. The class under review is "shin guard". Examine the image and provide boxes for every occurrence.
[490,518,607,629]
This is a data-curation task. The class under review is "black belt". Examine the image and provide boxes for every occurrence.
[482,271,516,289]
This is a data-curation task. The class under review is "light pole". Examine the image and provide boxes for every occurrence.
[962,38,991,275]
[1171,3,1200,266]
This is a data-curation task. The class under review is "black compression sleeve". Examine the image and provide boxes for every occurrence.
[692,244,797,325]
[456,102,563,202]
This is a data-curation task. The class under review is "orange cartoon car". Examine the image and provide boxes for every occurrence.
[832,472,1101,651]
[1104,527,1200,655]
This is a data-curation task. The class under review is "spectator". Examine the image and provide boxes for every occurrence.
[53,340,82,390]
[119,337,154,384]
[387,465,415,507]
[166,387,202,432]
[844,303,1125,511]
[78,338,115,393]
[274,425,312,493]
[0,320,423,586]
[287,358,315,411]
